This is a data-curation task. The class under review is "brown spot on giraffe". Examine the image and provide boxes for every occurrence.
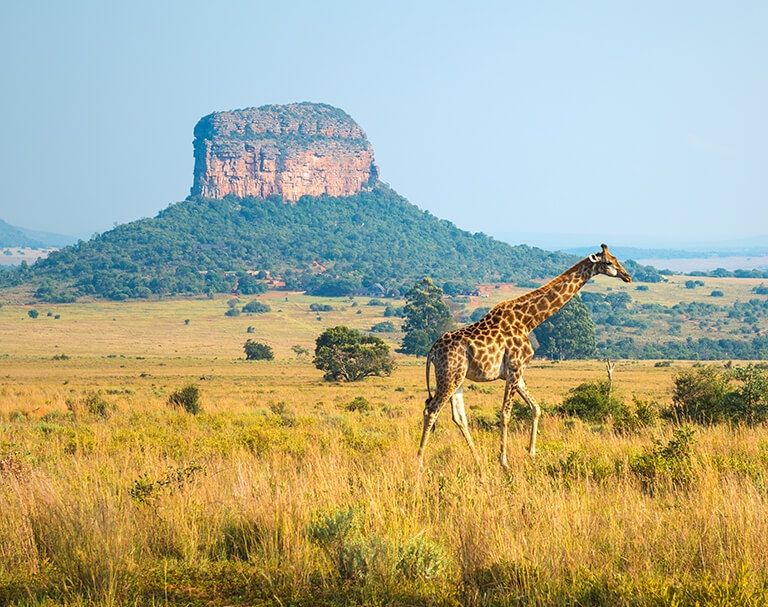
[418,245,632,470]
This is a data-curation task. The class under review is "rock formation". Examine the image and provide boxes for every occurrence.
[191,102,377,201]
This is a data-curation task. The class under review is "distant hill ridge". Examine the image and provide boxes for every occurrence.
[0,218,77,249]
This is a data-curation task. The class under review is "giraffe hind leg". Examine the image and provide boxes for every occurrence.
[451,386,482,468]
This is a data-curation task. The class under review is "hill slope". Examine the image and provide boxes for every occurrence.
[28,186,576,300]
[0,219,44,247]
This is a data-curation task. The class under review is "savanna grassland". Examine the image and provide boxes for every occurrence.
[1,292,768,606]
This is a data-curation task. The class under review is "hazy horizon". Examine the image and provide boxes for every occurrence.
[1,1,767,245]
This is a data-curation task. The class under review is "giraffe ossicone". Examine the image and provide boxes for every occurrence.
[417,244,632,470]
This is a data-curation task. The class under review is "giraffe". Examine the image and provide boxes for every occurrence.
[417,244,632,470]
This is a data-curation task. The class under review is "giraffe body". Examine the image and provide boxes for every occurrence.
[417,245,632,470]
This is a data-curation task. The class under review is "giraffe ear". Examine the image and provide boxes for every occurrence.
[588,254,599,263]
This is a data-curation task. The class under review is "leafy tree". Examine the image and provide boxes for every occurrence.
[398,278,452,356]
[370,321,396,333]
[314,326,394,381]
[242,300,271,314]
[309,303,334,312]
[470,307,491,322]
[236,273,267,295]
[244,340,274,360]
[533,296,596,360]
[27,309,39,319]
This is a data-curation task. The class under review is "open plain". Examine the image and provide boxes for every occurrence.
[1,294,767,606]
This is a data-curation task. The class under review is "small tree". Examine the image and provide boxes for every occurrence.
[314,326,394,382]
[398,277,452,356]
[242,300,271,314]
[244,340,274,361]
[533,296,596,360]
[27,309,39,319]
[370,321,396,333]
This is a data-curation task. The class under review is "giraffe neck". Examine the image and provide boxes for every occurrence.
[509,258,596,332]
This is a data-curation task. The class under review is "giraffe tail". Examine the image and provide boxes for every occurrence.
[425,349,433,404]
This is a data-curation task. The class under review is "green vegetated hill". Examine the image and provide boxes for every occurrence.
[24,186,589,301]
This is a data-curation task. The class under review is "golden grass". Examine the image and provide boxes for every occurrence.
[1,297,768,605]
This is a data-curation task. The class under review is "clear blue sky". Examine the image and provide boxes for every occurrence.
[1,1,766,247]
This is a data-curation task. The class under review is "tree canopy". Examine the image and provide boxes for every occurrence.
[533,295,596,360]
[398,277,452,356]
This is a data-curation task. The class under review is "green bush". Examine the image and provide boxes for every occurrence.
[630,426,697,494]
[397,536,447,581]
[224,307,240,317]
[344,396,372,413]
[370,321,396,333]
[27,309,39,319]
[65,391,112,419]
[665,365,767,424]
[242,300,271,314]
[710,290,724,297]
[309,303,333,312]
[555,380,624,423]
[244,340,274,361]
[167,384,202,414]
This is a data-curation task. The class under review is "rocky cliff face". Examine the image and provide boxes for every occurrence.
[191,103,377,201]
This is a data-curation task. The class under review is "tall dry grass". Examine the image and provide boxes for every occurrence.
[2,365,768,606]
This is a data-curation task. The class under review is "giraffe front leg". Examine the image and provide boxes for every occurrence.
[499,379,515,469]
[516,377,541,457]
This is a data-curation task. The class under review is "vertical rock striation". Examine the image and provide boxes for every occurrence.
[191,102,377,201]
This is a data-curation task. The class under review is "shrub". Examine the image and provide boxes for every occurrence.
[370,321,396,333]
[291,344,310,357]
[242,300,271,314]
[344,396,372,412]
[66,391,112,419]
[244,340,274,361]
[167,384,201,414]
[367,298,386,306]
[397,537,447,581]
[27,309,39,319]
[224,307,240,317]
[246,326,255,333]
[630,426,697,494]
[710,290,724,297]
[309,303,334,312]
[314,326,394,382]
[635,285,649,291]
[383,305,405,318]
[668,366,732,424]
[555,380,625,423]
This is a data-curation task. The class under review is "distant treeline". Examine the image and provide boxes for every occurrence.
[686,268,768,279]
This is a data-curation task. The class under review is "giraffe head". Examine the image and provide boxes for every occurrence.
[589,244,632,282]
